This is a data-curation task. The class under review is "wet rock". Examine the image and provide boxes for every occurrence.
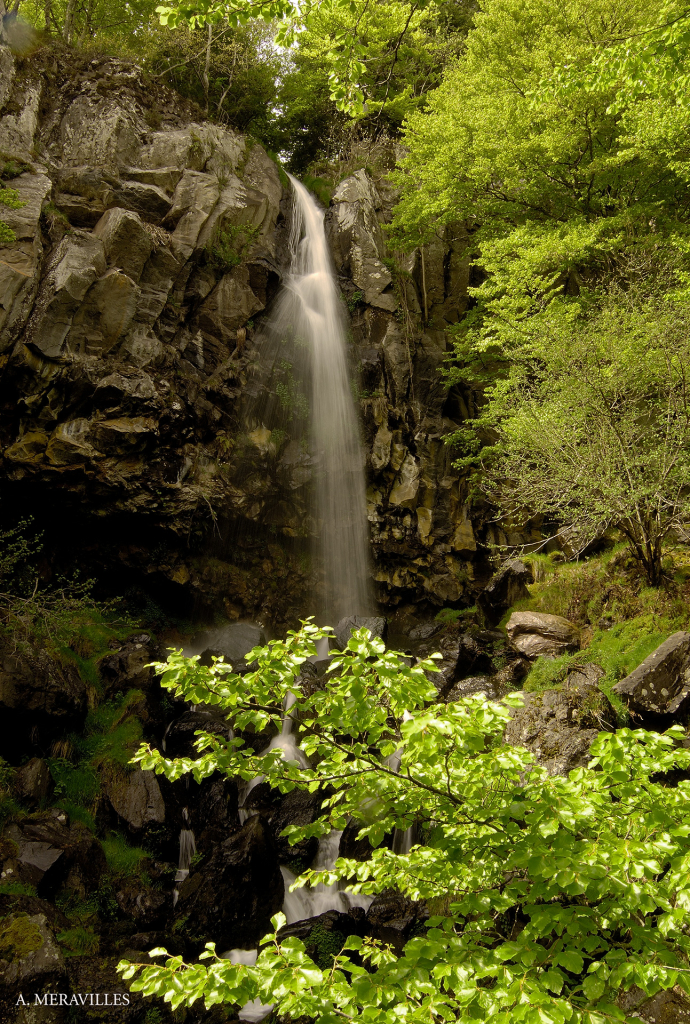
[477,559,532,627]
[175,814,283,950]
[103,769,165,831]
[408,621,442,641]
[328,170,397,312]
[503,665,616,776]
[445,676,502,702]
[12,759,53,806]
[268,788,321,869]
[4,811,106,899]
[278,908,365,967]
[612,631,690,717]
[163,709,232,760]
[506,611,580,659]
[365,889,428,952]
[335,616,387,650]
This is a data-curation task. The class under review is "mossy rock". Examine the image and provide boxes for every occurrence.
[0,913,44,961]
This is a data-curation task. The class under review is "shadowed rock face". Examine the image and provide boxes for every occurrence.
[174,814,284,951]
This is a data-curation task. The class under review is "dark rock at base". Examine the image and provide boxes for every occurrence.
[163,708,232,759]
[365,889,428,952]
[408,621,443,641]
[335,616,387,650]
[278,908,366,968]
[445,676,502,702]
[4,810,107,899]
[268,788,321,868]
[12,758,53,806]
[0,647,88,760]
[612,631,690,717]
[506,611,580,659]
[114,881,167,929]
[174,815,283,951]
[503,664,616,776]
[0,911,66,988]
[477,558,532,626]
[339,818,392,862]
[103,768,165,832]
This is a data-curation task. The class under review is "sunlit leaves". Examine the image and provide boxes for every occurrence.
[118,623,690,1020]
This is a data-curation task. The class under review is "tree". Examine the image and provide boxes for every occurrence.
[119,625,690,1022]
[447,291,690,584]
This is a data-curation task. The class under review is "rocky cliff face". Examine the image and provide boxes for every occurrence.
[0,45,480,625]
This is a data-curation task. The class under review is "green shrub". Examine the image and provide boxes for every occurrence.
[57,925,100,957]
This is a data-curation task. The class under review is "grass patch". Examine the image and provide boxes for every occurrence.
[513,544,690,721]
[0,881,37,897]
[102,832,149,877]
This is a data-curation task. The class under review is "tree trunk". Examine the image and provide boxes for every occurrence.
[62,0,76,43]
[0,0,8,45]
[203,22,212,114]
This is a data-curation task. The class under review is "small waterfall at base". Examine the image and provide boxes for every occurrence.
[173,808,196,906]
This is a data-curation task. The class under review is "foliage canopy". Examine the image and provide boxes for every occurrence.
[119,625,690,1023]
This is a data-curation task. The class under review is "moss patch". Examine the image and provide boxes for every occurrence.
[0,914,44,961]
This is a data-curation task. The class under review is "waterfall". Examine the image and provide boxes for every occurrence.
[245,176,372,622]
[286,176,372,621]
[173,807,196,906]
[281,829,372,925]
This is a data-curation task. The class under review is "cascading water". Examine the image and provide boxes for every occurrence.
[244,176,372,623]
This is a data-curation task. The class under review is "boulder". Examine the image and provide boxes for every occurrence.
[365,890,428,952]
[174,814,284,950]
[162,708,232,759]
[477,559,532,626]
[612,631,690,717]
[0,913,65,987]
[503,664,616,776]
[506,611,580,659]
[335,616,387,650]
[103,769,165,831]
[420,631,493,697]
[408,621,443,642]
[12,759,52,806]
[99,634,156,693]
[194,622,266,669]
[445,676,502,703]
[4,811,106,899]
